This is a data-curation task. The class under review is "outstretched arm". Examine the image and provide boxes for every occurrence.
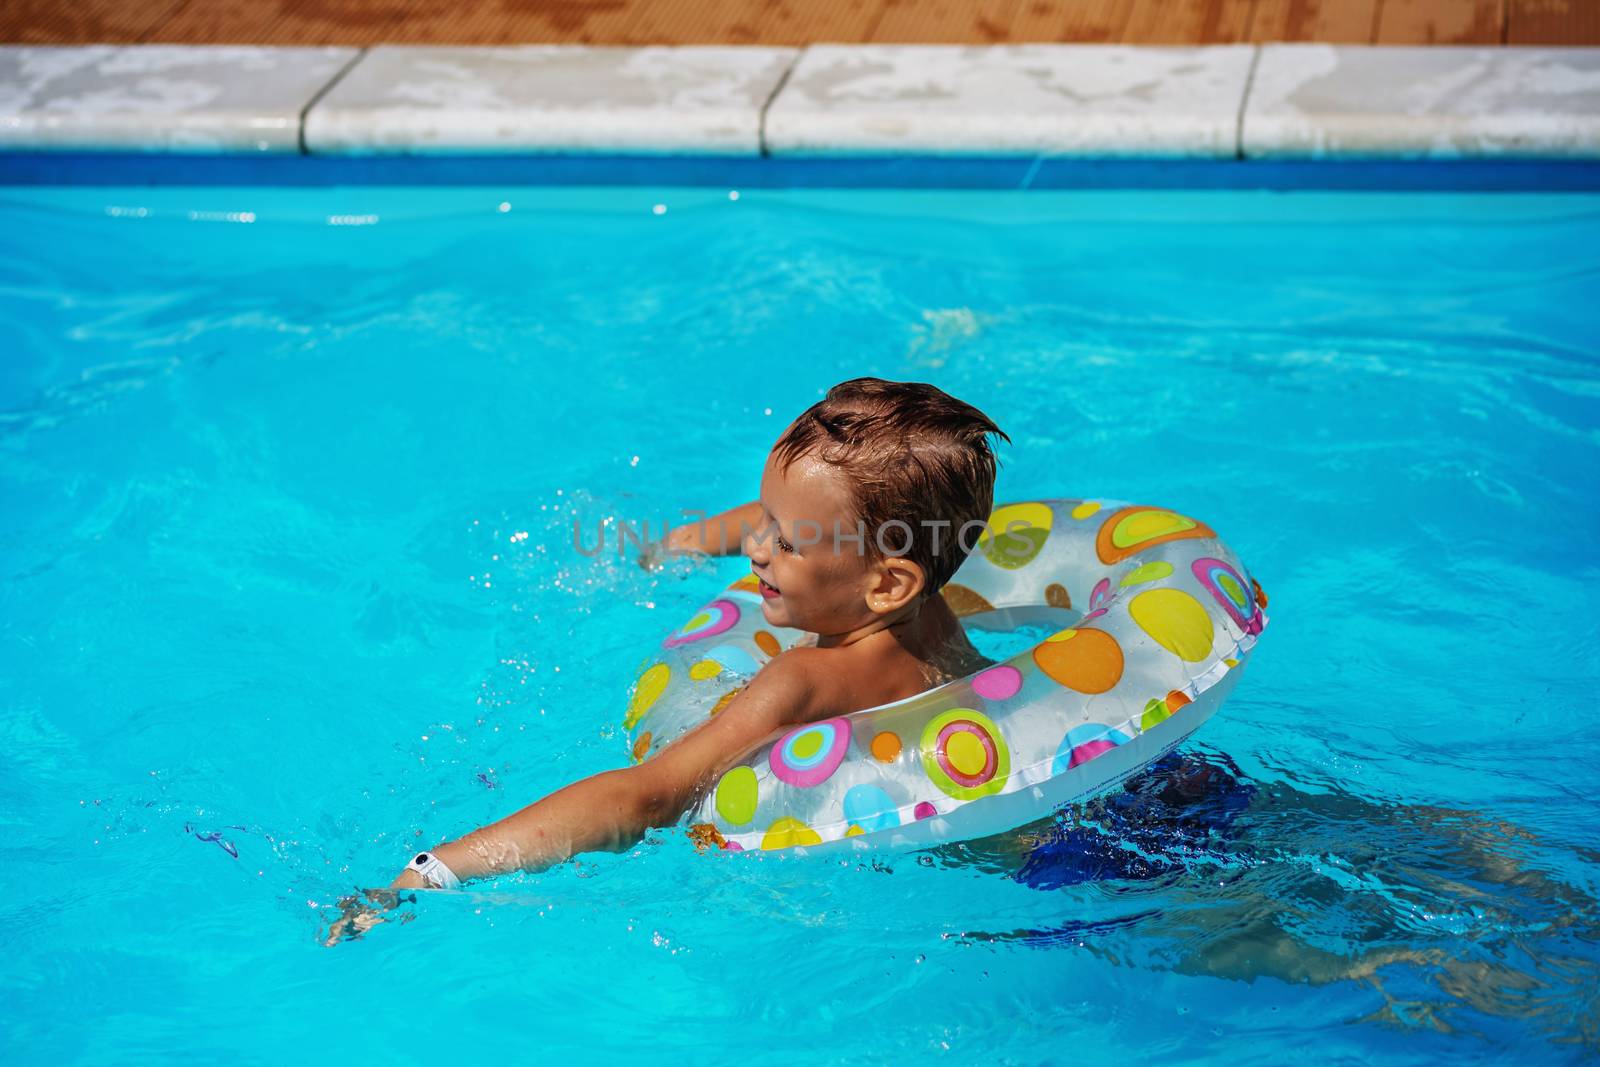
[390,650,819,888]
[640,500,763,568]
[327,659,817,943]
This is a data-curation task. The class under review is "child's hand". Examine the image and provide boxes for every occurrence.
[322,888,412,946]
[638,531,723,572]
[638,543,720,573]
[636,539,679,572]
[638,501,762,570]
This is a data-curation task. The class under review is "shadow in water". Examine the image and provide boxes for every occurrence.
[936,750,1600,1048]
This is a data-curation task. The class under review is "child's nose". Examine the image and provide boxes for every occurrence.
[743,523,770,564]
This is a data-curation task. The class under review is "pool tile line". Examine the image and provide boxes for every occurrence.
[2,42,1599,161]
[1017,154,1046,190]
[296,47,368,156]
[1231,45,1264,161]
[5,153,1599,189]
[755,48,799,160]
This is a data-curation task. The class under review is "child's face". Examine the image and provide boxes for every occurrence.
[746,452,882,634]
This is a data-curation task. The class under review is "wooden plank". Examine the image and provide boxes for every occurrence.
[967,0,1141,43]
[1121,0,1255,43]
[871,0,1020,43]
[1,0,191,44]
[622,0,886,45]
[1052,0,1140,42]
[1507,0,1600,44]
[152,0,422,46]
[489,0,638,44]
[575,0,710,45]
[1250,0,1380,42]
[11,0,1597,47]
[148,0,884,46]
[870,0,1132,43]
[1373,0,1506,43]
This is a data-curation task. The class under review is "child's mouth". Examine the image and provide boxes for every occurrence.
[757,576,781,599]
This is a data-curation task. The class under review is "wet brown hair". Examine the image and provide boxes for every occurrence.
[771,378,1009,596]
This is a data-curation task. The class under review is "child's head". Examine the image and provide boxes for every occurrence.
[747,378,1008,634]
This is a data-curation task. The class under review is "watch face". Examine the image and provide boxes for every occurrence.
[415,853,428,865]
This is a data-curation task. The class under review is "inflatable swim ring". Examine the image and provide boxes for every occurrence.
[624,498,1267,853]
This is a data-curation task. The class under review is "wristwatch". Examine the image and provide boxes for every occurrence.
[405,851,461,890]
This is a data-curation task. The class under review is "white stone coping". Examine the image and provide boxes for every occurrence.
[1240,44,1600,159]
[302,45,797,156]
[1,42,1598,160]
[0,45,357,153]
[764,44,1256,158]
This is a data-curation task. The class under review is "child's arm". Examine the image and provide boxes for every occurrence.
[391,648,822,888]
[640,500,762,568]
[327,655,821,942]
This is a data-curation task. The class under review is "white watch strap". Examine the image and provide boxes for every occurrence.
[406,851,461,890]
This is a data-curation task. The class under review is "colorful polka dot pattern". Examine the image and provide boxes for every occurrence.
[1094,506,1215,565]
[1129,588,1214,663]
[762,817,822,850]
[980,502,1053,570]
[663,599,740,648]
[706,643,760,676]
[1089,578,1114,612]
[624,663,670,730]
[970,665,1022,701]
[941,583,996,617]
[715,766,759,825]
[870,731,902,762]
[921,709,1010,801]
[1141,689,1193,731]
[628,498,1265,853]
[1192,557,1263,635]
[1052,723,1132,775]
[1120,560,1173,587]
[769,719,852,788]
[843,784,901,834]
[1032,627,1124,694]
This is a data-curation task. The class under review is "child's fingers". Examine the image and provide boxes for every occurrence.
[322,904,388,946]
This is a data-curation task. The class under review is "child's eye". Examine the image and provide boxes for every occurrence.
[776,535,795,553]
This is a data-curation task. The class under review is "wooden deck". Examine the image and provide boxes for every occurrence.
[4,0,1597,47]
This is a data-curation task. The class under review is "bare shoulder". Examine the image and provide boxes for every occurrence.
[650,648,831,772]
[747,647,826,699]
[724,646,837,726]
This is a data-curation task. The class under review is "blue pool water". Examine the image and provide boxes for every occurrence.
[2,184,1597,1064]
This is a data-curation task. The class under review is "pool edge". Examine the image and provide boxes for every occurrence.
[1,43,1598,181]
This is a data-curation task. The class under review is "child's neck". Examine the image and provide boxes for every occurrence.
[815,596,987,681]
[813,597,925,650]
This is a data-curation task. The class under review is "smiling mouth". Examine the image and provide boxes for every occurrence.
[756,575,781,599]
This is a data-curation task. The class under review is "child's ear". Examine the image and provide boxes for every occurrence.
[866,556,926,615]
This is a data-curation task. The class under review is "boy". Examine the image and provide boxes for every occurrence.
[328,379,1007,940]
